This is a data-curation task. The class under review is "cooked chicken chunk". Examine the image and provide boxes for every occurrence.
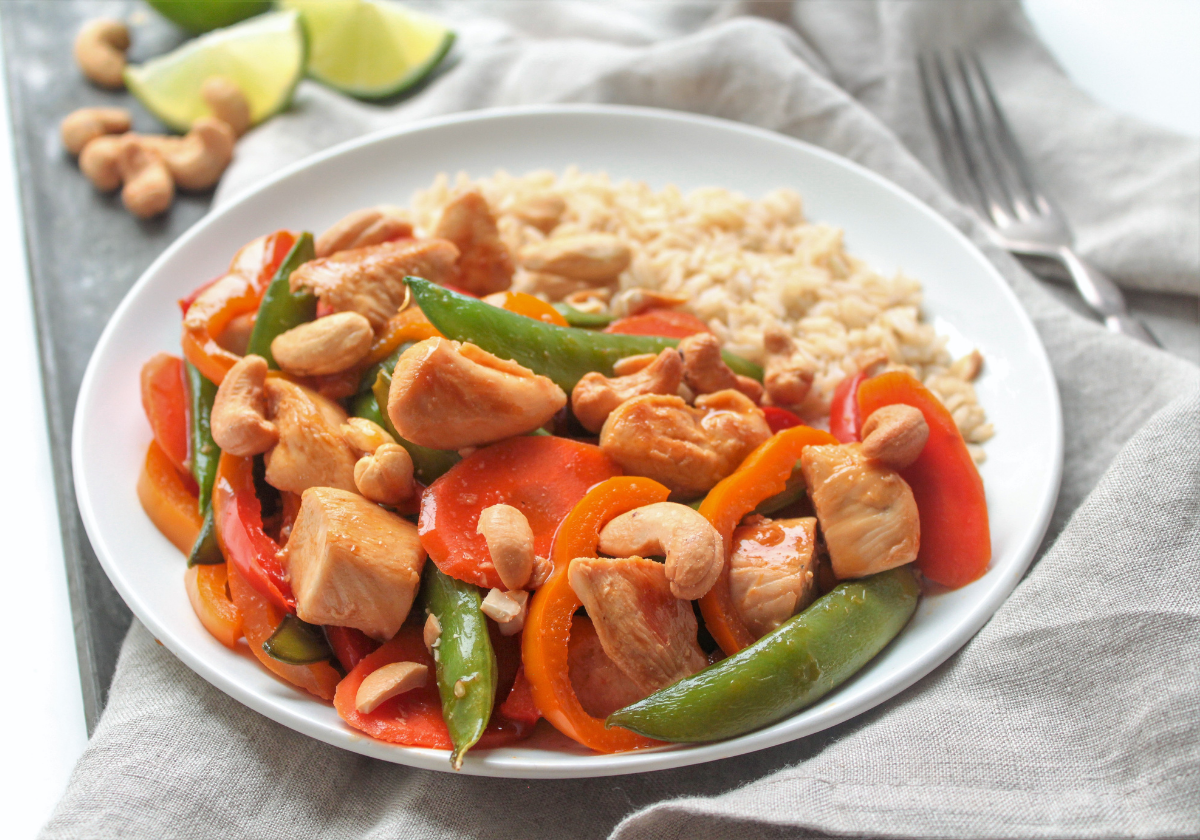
[800,443,919,580]
[567,557,707,695]
[599,390,771,497]
[282,487,426,640]
[568,616,646,718]
[289,238,460,330]
[432,189,514,296]
[729,516,819,638]
[263,378,359,495]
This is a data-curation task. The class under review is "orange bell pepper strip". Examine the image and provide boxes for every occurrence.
[140,353,191,477]
[362,305,442,366]
[184,563,242,649]
[181,231,296,385]
[698,425,839,655]
[522,476,669,754]
[211,452,296,613]
[484,290,570,327]
[858,370,991,588]
[137,441,203,555]
[226,562,341,701]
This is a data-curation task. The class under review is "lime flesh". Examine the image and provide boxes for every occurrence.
[147,0,273,33]
[280,0,454,99]
[125,9,306,132]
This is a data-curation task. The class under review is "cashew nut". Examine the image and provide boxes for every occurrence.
[355,661,428,713]
[423,613,441,653]
[116,138,173,219]
[145,117,235,191]
[61,108,132,156]
[571,348,683,433]
[387,338,566,450]
[316,207,413,258]
[563,287,611,313]
[678,333,739,395]
[519,234,631,283]
[511,192,565,233]
[79,134,124,192]
[353,443,415,506]
[610,288,689,319]
[340,417,395,454]
[598,502,723,600]
[480,588,529,636]
[201,76,251,137]
[611,353,657,377]
[270,311,374,377]
[74,19,129,89]
[762,326,815,410]
[210,354,278,457]
[861,404,929,470]
[950,349,984,382]
[477,504,535,590]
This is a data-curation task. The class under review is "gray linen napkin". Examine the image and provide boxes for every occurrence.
[43,2,1200,838]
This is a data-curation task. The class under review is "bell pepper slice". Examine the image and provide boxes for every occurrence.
[698,425,839,655]
[181,231,296,385]
[761,405,805,434]
[522,476,669,754]
[858,370,991,588]
[137,441,203,555]
[325,626,378,673]
[604,309,711,339]
[829,368,869,443]
[211,452,296,613]
[140,353,190,478]
[333,624,537,751]
[184,563,242,649]
[227,562,340,701]
[419,436,621,589]
[363,305,442,367]
[485,290,570,327]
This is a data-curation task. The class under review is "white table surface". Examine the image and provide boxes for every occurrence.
[1,2,1196,836]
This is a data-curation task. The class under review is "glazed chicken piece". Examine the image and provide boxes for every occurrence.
[800,443,919,580]
[282,487,426,640]
[567,557,708,695]
[568,616,646,718]
[728,516,819,638]
[289,238,460,330]
[432,189,514,296]
[263,378,359,495]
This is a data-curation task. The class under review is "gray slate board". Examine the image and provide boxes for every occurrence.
[2,0,217,731]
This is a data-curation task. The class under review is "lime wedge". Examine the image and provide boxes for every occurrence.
[147,0,272,34]
[125,10,306,133]
[280,0,454,99]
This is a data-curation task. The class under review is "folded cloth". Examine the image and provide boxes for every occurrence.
[43,2,1200,838]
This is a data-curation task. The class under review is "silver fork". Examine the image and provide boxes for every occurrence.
[918,52,1159,346]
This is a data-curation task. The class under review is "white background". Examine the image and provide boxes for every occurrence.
[0,0,1195,835]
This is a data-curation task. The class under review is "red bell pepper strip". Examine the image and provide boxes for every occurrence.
[698,425,839,654]
[140,353,191,479]
[522,476,668,754]
[325,626,379,673]
[418,436,621,589]
[604,309,711,339]
[829,369,869,443]
[761,405,805,434]
[858,370,991,588]
[211,452,296,613]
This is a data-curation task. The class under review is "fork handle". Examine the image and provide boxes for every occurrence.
[1056,247,1161,347]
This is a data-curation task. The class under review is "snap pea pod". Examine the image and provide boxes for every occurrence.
[245,232,317,368]
[607,566,919,742]
[553,302,615,329]
[262,614,334,665]
[406,277,762,393]
[184,362,223,566]
[421,563,497,770]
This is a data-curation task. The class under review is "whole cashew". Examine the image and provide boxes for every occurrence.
[476,504,535,590]
[145,117,235,191]
[201,76,251,137]
[598,501,724,600]
[678,333,762,402]
[861,404,929,470]
[762,326,815,410]
[353,443,415,506]
[210,354,278,457]
[609,288,689,319]
[79,134,124,192]
[116,138,173,219]
[571,348,683,433]
[74,19,130,89]
[61,107,131,156]
[270,311,374,377]
[316,207,414,258]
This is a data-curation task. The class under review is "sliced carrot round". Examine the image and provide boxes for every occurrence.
[418,436,621,589]
[604,309,710,338]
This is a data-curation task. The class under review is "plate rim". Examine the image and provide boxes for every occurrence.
[72,103,1063,778]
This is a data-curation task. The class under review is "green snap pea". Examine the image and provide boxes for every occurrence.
[553,302,615,328]
[421,564,497,770]
[262,614,333,665]
[607,566,920,742]
[406,277,762,393]
[184,361,223,566]
[245,232,317,367]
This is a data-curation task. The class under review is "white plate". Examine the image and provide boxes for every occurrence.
[73,105,1062,778]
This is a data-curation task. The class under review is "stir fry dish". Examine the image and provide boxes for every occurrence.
[137,175,992,767]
